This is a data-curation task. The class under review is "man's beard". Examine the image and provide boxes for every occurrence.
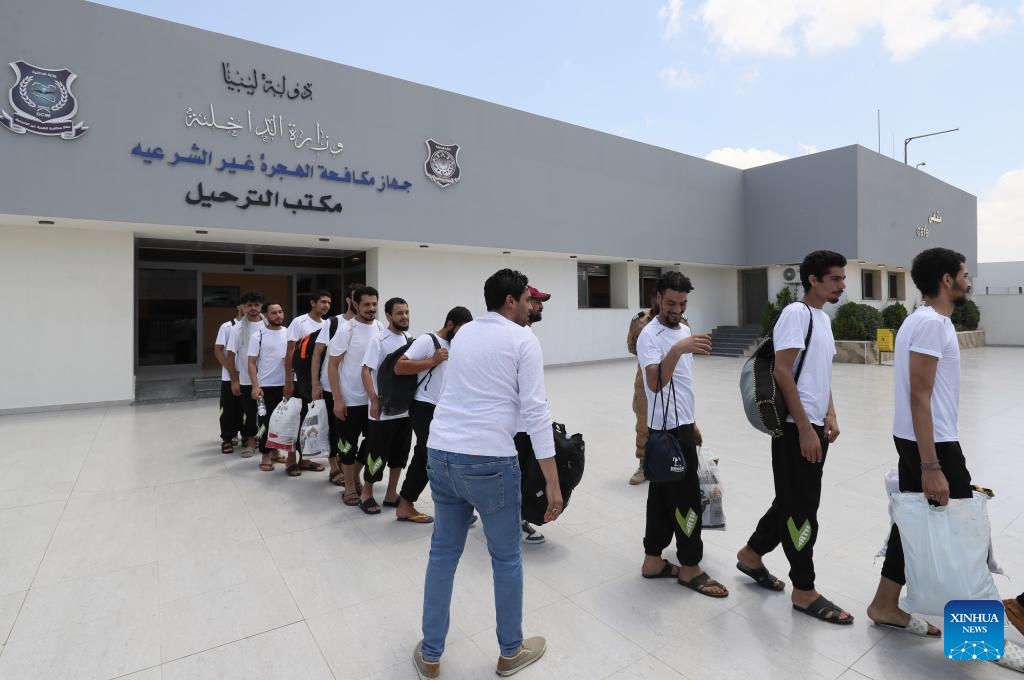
[394,322,410,332]
[953,283,971,308]
[528,312,542,324]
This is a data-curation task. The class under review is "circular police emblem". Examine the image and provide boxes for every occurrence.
[424,139,461,188]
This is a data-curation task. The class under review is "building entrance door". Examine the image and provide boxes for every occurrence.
[740,268,768,328]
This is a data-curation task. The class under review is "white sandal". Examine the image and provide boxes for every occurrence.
[995,639,1024,673]
[874,615,940,638]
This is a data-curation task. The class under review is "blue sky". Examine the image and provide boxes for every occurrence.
[96,0,1024,262]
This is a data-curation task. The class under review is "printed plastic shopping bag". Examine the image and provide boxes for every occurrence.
[891,492,1000,616]
[267,397,303,452]
[298,399,330,458]
[697,448,725,530]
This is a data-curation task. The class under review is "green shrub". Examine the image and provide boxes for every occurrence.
[951,299,980,331]
[761,286,797,335]
[832,302,884,341]
[881,303,908,332]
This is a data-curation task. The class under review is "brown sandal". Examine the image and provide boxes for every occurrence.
[342,491,361,506]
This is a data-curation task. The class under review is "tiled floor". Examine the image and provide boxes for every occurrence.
[1,347,1022,680]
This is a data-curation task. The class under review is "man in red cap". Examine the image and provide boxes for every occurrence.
[515,284,552,544]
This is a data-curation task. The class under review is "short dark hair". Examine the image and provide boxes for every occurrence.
[656,271,693,295]
[484,269,529,311]
[384,297,408,315]
[911,248,966,297]
[800,250,847,292]
[310,289,332,303]
[346,282,363,299]
[444,306,473,327]
[264,302,284,312]
[239,290,265,304]
[352,285,379,305]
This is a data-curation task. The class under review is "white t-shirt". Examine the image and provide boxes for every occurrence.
[403,333,449,405]
[247,324,288,387]
[773,302,836,427]
[226,320,260,386]
[311,317,339,393]
[893,306,961,442]
[362,328,412,420]
[326,318,385,406]
[214,319,238,381]
[637,317,695,429]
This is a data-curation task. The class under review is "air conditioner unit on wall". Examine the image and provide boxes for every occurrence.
[782,267,798,282]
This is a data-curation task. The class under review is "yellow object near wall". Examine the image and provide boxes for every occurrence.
[877,328,895,353]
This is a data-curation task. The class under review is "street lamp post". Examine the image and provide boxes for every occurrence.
[904,128,958,164]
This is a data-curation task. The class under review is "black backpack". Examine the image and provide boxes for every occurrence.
[520,423,586,526]
[292,317,339,401]
[739,302,813,437]
[377,333,441,416]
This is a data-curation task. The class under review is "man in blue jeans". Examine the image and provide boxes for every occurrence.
[415,269,563,679]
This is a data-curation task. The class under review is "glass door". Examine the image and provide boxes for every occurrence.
[137,268,198,366]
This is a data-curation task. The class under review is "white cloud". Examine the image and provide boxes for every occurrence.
[798,143,818,155]
[704,146,789,169]
[691,0,1010,61]
[978,168,1024,262]
[660,65,700,89]
[659,0,687,39]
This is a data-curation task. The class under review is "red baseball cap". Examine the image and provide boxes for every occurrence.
[527,285,551,302]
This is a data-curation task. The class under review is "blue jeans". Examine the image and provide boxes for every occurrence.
[421,448,523,661]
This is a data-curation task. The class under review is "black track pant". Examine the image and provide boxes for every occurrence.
[643,424,704,567]
[747,423,828,591]
[399,400,435,503]
[219,381,242,443]
[239,385,258,439]
[880,437,973,585]
[363,417,413,483]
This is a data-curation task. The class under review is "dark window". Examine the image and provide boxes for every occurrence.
[862,269,880,300]
[578,263,611,308]
[639,266,661,308]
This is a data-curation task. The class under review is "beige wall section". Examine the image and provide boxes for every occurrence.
[1,224,134,410]
[373,247,738,366]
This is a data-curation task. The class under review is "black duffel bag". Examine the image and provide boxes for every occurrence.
[518,422,585,526]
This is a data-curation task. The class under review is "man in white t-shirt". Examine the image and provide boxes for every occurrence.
[738,250,852,625]
[280,289,332,477]
[868,248,972,639]
[392,306,474,523]
[246,302,289,473]
[225,290,265,456]
[636,271,726,597]
[358,297,413,515]
[215,304,243,453]
[327,286,384,504]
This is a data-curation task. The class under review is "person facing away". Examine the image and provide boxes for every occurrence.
[392,305,473,524]
[414,268,561,679]
[736,250,853,625]
[867,247,974,639]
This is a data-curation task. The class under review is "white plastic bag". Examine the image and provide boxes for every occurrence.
[267,397,303,452]
[697,448,725,530]
[891,492,1000,616]
[876,469,1003,575]
[298,399,330,458]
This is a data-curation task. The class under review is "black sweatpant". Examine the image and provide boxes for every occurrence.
[337,404,370,465]
[643,424,704,567]
[399,400,435,503]
[256,386,285,454]
[747,422,829,591]
[880,437,973,585]
[219,381,242,443]
[320,391,343,459]
[239,385,258,439]
[363,417,413,483]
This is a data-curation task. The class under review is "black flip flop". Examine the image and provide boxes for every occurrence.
[329,472,346,487]
[285,464,302,477]
[793,595,853,625]
[299,460,325,472]
[677,572,729,598]
[382,499,400,508]
[736,562,786,591]
[642,561,680,579]
[359,498,381,515]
